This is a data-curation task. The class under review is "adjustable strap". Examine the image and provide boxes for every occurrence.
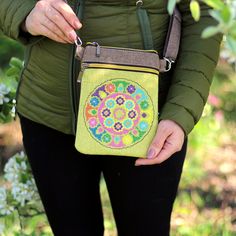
[136,1,154,50]
[161,7,182,72]
[75,0,182,73]
[136,1,182,72]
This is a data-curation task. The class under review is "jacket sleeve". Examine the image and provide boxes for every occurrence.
[0,0,37,44]
[159,0,223,135]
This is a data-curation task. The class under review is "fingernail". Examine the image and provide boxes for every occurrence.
[74,21,82,29]
[69,31,77,41]
[147,148,155,159]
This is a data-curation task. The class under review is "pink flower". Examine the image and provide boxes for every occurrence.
[215,110,224,122]
[208,94,221,107]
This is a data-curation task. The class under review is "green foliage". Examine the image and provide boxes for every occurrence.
[167,0,179,15]
[0,35,24,69]
[0,58,51,236]
[167,0,236,65]
[190,0,201,21]
[100,62,236,235]
[170,63,236,235]
[6,58,24,81]
[0,57,23,123]
[0,154,51,236]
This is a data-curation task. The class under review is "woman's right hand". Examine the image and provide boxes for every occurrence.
[22,0,82,44]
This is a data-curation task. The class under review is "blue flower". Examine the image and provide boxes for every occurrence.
[90,97,99,107]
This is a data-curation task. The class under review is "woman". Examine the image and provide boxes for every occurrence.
[0,0,222,235]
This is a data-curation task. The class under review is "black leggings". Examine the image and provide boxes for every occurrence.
[19,115,187,236]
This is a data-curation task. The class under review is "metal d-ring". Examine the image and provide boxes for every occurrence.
[163,57,175,72]
[136,0,143,6]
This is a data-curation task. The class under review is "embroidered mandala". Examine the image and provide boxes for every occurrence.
[84,79,154,148]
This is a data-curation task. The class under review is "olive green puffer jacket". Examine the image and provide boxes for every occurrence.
[0,0,222,135]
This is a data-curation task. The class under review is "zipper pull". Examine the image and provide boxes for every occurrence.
[77,73,82,83]
[77,63,89,83]
[91,42,101,57]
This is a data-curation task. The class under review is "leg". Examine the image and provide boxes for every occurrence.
[102,140,187,236]
[19,115,104,236]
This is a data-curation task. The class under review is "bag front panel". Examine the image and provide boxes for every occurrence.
[75,66,158,158]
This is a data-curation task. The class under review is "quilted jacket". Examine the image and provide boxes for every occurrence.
[0,0,222,135]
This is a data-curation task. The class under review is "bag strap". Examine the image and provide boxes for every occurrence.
[136,0,181,72]
[162,7,182,71]
[136,6,154,50]
[74,0,181,73]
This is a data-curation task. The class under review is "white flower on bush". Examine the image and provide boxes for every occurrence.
[0,153,41,232]
[0,187,14,216]
[0,83,10,105]
[4,153,39,207]
[11,180,37,207]
[4,153,27,183]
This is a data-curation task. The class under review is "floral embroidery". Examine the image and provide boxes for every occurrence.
[84,79,154,148]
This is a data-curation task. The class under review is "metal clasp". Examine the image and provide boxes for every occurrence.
[75,36,84,60]
[75,36,83,47]
[136,0,143,6]
[163,57,175,72]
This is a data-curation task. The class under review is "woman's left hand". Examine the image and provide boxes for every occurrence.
[135,120,185,166]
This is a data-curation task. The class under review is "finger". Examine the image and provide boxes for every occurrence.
[153,147,177,164]
[146,125,172,159]
[45,6,77,42]
[135,140,177,166]
[52,0,82,29]
[40,24,69,43]
[42,15,71,43]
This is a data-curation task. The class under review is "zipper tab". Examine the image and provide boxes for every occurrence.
[77,63,89,83]
[81,62,89,71]
[77,73,82,83]
[90,42,100,57]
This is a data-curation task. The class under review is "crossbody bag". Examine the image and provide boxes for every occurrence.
[74,1,181,158]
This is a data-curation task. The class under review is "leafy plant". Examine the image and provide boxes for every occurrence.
[0,57,23,123]
[0,58,50,235]
[0,35,24,69]
[168,0,236,67]
[0,153,46,235]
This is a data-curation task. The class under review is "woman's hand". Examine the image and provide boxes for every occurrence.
[22,0,82,43]
[135,120,185,166]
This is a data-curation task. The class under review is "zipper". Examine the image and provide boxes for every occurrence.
[77,62,159,84]
[86,42,158,54]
